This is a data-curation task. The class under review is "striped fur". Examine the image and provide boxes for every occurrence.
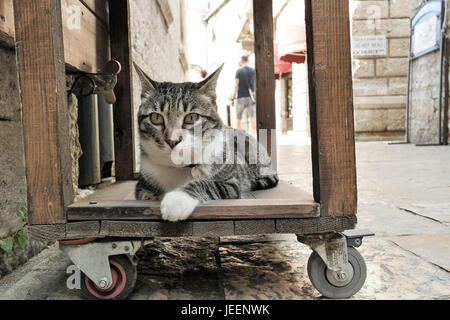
[133,63,278,221]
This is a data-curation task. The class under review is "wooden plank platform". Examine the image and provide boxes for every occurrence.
[29,215,357,240]
[30,180,358,241]
[67,180,320,221]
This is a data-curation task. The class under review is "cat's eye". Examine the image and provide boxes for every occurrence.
[149,113,164,125]
[184,113,200,125]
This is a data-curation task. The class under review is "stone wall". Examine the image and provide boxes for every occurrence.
[351,0,411,140]
[130,0,188,171]
[409,0,450,144]
[0,47,48,278]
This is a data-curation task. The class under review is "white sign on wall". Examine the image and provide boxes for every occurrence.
[352,35,387,57]
[412,15,439,57]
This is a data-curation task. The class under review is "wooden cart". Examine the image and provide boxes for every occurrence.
[11,0,372,300]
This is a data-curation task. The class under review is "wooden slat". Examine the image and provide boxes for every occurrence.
[28,222,101,241]
[0,0,14,47]
[61,0,110,73]
[253,0,277,162]
[2,0,110,72]
[192,221,235,237]
[68,199,320,221]
[14,0,74,224]
[305,0,357,217]
[100,221,193,237]
[28,215,356,240]
[234,219,276,235]
[65,221,100,238]
[109,0,135,180]
[28,224,66,241]
[276,215,357,234]
[79,0,108,25]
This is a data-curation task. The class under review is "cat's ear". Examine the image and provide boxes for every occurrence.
[197,64,224,100]
[133,62,157,97]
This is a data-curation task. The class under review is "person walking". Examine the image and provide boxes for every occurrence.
[230,56,256,136]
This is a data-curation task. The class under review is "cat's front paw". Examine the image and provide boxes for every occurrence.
[160,191,199,222]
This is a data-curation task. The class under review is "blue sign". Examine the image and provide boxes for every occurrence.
[411,0,442,59]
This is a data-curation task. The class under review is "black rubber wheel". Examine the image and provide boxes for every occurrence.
[307,246,367,299]
[80,255,137,300]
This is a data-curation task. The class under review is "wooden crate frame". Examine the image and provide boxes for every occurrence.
[11,0,357,240]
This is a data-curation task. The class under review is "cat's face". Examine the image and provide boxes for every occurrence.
[135,63,224,168]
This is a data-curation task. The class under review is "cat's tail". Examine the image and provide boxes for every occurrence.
[251,174,279,191]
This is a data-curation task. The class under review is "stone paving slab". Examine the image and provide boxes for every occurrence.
[356,238,450,300]
[399,204,450,223]
[389,234,450,271]
[356,203,450,237]
[0,244,73,300]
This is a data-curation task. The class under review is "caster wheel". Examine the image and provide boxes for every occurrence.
[307,246,366,299]
[81,255,137,300]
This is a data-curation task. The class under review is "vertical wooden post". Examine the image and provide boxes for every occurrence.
[305,0,357,217]
[14,0,73,224]
[253,0,277,163]
[109,0,135,180]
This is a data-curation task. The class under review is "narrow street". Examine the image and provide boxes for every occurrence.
[1,139,449,300]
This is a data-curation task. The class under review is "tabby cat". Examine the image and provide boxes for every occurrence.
[134,63,278,222]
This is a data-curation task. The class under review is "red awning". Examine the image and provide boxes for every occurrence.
[274,42,292,78]
[278,25,307,64]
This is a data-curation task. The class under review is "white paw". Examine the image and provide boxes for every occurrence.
[160,191,199,222]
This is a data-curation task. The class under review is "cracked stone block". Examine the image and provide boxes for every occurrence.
[390,0,411,18]
[389,234,450,271]
[356,237,450,300]
[389,38,409,57]
[353,59,375,78]
[376,58,408,77]
[399,204,450,223]
[356,203,450,237]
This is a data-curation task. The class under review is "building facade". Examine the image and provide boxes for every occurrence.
[351,0,411,141]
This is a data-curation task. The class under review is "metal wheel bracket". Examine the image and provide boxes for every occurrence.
[342,229,375,248]
[60,240,151,290]
[298,233,348,271]
[298,229,374,271]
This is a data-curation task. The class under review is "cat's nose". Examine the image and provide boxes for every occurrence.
[165,136,183,149]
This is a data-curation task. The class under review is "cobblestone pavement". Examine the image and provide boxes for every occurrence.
[1,139,449,300]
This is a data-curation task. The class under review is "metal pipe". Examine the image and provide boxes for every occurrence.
[438,0,448,144]
[97,94,115,179]
[405,17,413,143]
[77,95,101,186]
